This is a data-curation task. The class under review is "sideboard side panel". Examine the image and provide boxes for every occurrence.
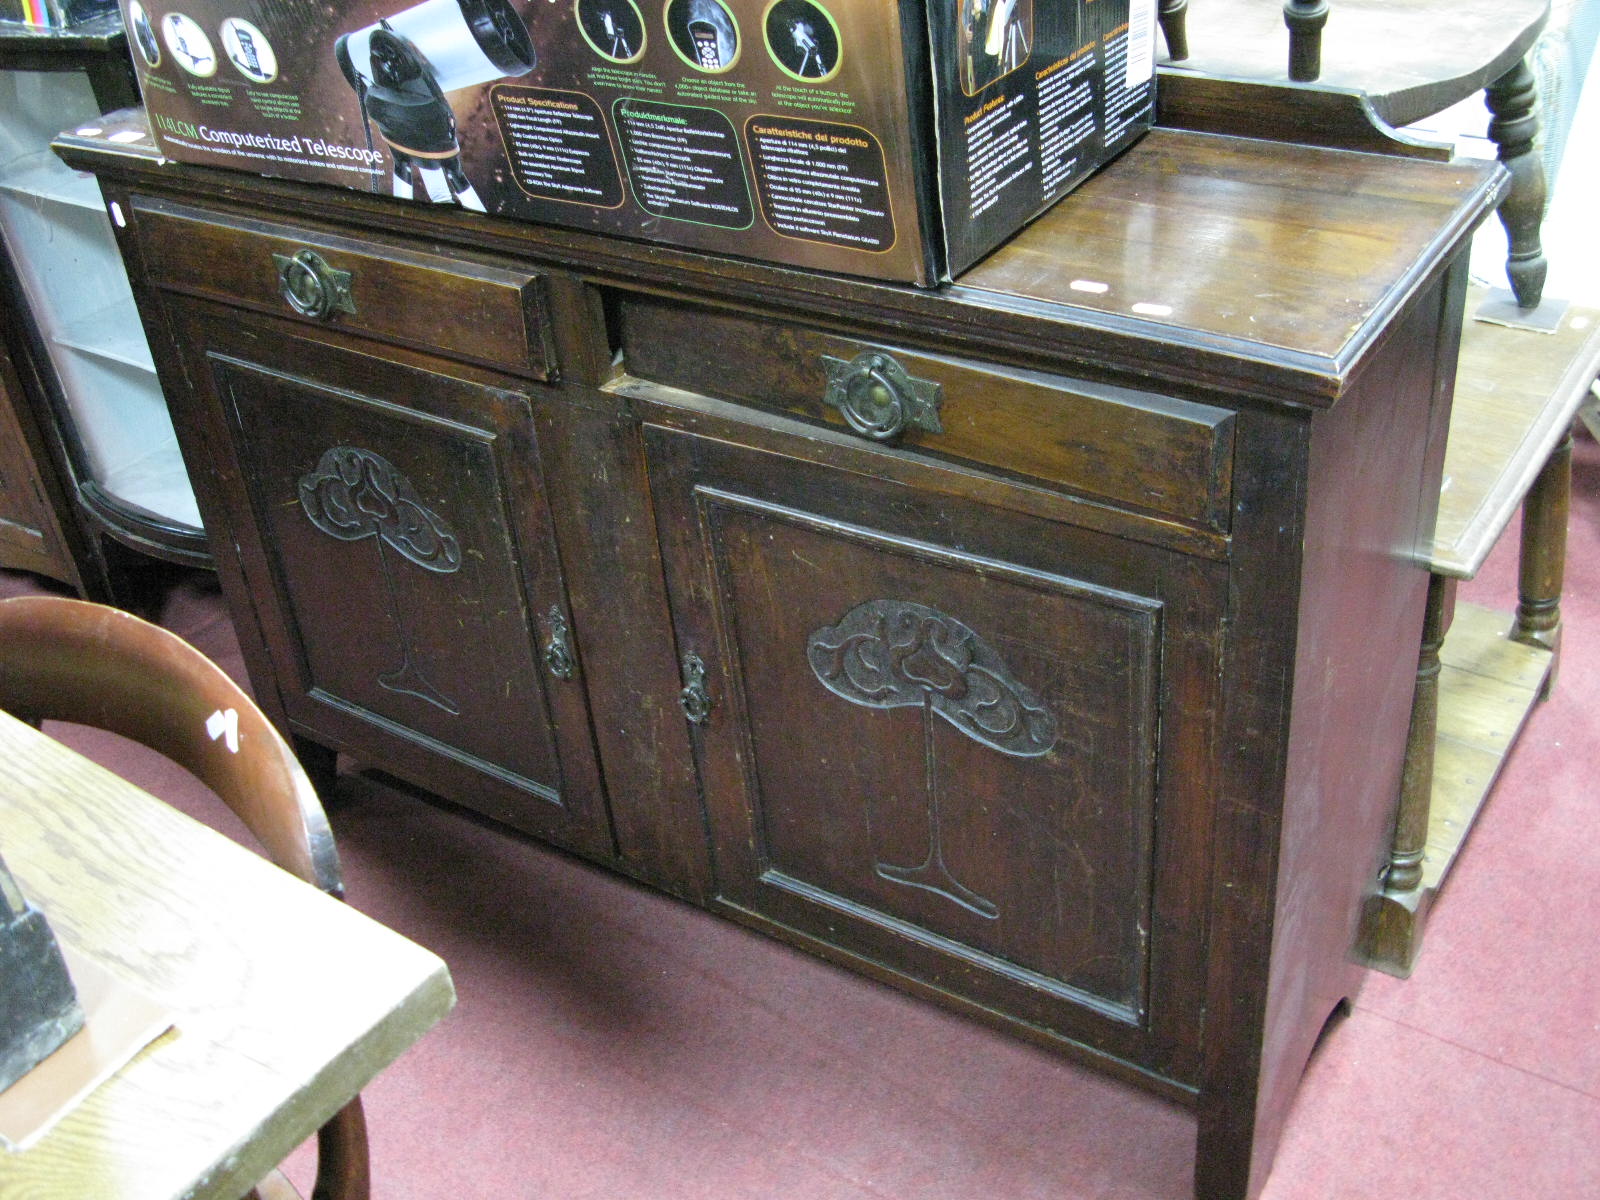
[1197,261,1467,1199]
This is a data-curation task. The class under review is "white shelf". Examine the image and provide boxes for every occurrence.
[46,353,199,530]
[0,192,136,335]
[99,438,204,531]
[54,298,157,374]
[0,151,104,212]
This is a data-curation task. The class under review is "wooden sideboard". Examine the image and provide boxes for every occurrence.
[58,112,1502,1200]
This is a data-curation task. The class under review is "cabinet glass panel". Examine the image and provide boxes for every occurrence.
[0,67,199,531]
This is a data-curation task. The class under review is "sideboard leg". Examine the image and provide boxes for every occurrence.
[291,734,341,804]
[1193,1105,1256,1200]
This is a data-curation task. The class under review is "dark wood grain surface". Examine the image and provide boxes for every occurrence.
[957,129,1499,369]
[617,295,1238,533]
[135,199,554,380]
[60,114,1504,408]
[162,304,615,859]
[0,15,137,110]
[635,387,1227,1093]
[0,337,79,588]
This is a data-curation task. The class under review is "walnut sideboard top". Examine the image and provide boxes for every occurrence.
[59,111,1500,406]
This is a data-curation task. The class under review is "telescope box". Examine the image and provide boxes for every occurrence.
[111,0,1155,284]
[0,0,117,27]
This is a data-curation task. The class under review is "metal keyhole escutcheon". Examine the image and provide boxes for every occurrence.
[543,607,575,681]
[679,653,712,725]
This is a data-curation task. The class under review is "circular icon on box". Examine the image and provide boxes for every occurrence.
[664,0,739,73]
[162,13,217,77]
[128,1,161,67]
[221,18,278,83]
[763,0,839,81]
[958,0,1032,95]
[577,0,646,63]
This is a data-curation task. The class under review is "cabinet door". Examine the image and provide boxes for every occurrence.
[171,305,612,857]
[0,338,77,586]
[644,409,1224,1081]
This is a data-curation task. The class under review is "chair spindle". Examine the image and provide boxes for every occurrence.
[1284,0,1329,82]
[1158,0,1188,61]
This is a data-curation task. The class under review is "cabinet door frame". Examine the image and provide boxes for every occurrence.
[165,297,614,857]
[0,334,83,587]
[639,393,1227,1090]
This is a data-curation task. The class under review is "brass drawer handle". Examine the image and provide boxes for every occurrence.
[822,352,943,443]
[272,249,355,320]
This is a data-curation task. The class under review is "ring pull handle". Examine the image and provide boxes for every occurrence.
[821,352,944,444]
[272,249,355,321]
[542,607,575,681]
[679,653,713,726]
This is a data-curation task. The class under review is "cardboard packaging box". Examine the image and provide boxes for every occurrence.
[1,0,117,29]
[113,0,1155,284]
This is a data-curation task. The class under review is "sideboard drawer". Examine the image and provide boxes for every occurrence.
[617,295,1235,533]
[131,198,554,379]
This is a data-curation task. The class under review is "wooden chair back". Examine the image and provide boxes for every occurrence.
[0,595,337,892]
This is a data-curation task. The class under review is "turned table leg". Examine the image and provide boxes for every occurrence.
[1486,59,1549,311]
[1393,574,1450,896]
[1361,573,1451,977]
[1514,424,1572,675]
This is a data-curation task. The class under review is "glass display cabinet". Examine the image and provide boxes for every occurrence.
[0,14,205,596]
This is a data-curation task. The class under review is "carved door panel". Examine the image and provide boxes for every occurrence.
[169,306,612,857]
[643,415,1225,1080]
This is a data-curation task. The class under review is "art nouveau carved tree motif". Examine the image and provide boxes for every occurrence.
[298,445,463,714]
[807,599,1058,919]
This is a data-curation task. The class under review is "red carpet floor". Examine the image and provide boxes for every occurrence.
[5,431,1598,1199]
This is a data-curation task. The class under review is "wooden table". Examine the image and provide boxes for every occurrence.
[1362,287,1600,974]
[0,708,455,1199]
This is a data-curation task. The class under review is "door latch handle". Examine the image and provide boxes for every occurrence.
[679,652,712,725]
[543,607,575,681]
